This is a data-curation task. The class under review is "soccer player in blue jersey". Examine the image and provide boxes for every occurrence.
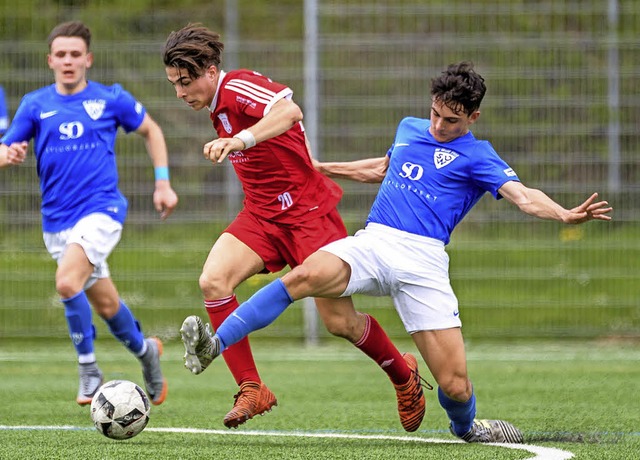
[181,61,613,441]
[0,21,178,406]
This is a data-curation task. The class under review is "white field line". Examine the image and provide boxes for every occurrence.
[0,425,574,460]
[1,344,640,363]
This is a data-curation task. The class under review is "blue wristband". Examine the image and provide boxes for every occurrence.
[154,166,170,181]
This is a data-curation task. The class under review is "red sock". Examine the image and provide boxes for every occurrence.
[354,314,411,385]
[205,296,261,385]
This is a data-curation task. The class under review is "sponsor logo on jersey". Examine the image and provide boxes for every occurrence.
[228,151,249,163]
[83,99,106,120]
[503,167,517,177]
[218,113,233,133]
[59,121,84,140]
[235,95,257,109]
[433,148,459,169]
[39,110,58,119]
[134,101,143,114]
[399,162,424,181]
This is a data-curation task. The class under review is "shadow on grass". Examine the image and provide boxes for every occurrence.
[526,431,626,444]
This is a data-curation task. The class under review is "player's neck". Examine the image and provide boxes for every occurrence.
[55,79,88,96]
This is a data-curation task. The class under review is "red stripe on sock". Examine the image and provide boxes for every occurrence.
[354,314,411,385]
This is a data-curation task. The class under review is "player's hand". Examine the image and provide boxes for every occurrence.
[203,137,245,164]
[565,192,612,224]
[153,181,178,220]
[6,141,29,165]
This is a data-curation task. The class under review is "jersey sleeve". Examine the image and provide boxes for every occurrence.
[0,93,36,144]
[109,84,146,133]
[386,117,410,158]
[470,141,520,199]
[221,71,293,119]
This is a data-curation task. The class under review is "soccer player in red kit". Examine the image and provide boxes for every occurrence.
[163,23,428,431]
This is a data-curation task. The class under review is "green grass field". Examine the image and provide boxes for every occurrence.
[2,221,639,341]
[1,338,638,459]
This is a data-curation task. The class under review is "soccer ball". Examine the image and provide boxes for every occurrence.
[90,380,150,440]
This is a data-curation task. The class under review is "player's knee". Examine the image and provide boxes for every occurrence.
[93,297,120,320]
[198,270,231,298]
[285,264,312,286]
[438,377,472,402]
[284,263,323,295]
[55,275,81,299]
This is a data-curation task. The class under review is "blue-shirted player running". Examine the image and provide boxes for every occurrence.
[0,21,178,406]
[180,61,612,440]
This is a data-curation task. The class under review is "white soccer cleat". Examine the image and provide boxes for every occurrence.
[179,315,220,374]
[453,419,524,443]
[76,361,103,405]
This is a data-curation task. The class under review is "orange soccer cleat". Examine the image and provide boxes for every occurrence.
[223,381,278,428]
[393,352,428,432]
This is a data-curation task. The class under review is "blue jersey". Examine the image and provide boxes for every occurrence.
[1,81,146,232]
[367,117,519,244]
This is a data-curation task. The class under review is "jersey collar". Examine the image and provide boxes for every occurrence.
[209,70,226,112]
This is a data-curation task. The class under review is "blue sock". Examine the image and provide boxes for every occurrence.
[215,279,294,352]
[62,291,95,357]
[105,300,144,355]
[438,386,476,436]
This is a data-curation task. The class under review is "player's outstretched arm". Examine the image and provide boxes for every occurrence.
[498,180,612,224]
[136,114,178,220]
[313,155,389,183]
[0,141,28,169]
[563,192,613,224]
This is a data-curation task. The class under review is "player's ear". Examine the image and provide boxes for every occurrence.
[86,52,94,69]
[468,110,480,124]
[206,65,218,82]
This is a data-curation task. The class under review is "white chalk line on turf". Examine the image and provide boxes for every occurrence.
[0,425,573,460]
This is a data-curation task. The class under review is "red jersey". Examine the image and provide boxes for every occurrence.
[209,69,342,224]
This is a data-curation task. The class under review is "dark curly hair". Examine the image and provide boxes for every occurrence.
[431,61,486,116]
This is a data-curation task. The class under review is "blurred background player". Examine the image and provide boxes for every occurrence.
[188,61,613,442]
[162,23,426,431]
[0,21,178,406]
[0,84,9,135]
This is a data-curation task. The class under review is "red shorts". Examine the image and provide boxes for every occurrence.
[224,207,348,273]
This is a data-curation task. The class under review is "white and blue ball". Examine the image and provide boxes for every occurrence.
[90,380,150,440]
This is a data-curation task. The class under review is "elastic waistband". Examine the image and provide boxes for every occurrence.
[364,223,445,248]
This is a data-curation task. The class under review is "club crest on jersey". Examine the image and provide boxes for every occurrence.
[83,99,106,120]
[434,148,459,169]
[218,113,233,133]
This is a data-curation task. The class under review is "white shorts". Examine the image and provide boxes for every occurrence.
[320,223,461,333]
[43,213,123,290]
